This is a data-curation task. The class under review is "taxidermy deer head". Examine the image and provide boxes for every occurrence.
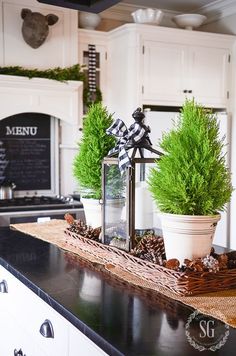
[21,8,58,49]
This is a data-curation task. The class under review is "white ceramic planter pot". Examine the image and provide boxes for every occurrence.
[81,197,101,228]
[160,213,221,265]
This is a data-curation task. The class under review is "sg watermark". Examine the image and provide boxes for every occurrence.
[185,310,230,352]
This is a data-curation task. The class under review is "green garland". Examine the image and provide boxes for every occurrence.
[0,64,104,107]
[0,64,85,82]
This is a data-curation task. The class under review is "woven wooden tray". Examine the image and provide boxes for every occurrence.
[64,229,236,296]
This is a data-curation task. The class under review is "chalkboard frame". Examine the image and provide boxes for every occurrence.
[0,114,59,197]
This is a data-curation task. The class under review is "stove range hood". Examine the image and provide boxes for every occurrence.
[0,75,83,124]
[37,0,121,13]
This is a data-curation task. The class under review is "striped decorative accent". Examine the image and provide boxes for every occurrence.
[106,119,150,173]
[88,44,96,93]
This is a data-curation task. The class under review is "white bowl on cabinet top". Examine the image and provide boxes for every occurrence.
[79,11,101,30]
[131,8,163,25]
[172,14,207,30]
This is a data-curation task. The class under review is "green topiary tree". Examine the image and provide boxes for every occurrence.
[148,99,233,215]
[73,103,115,199]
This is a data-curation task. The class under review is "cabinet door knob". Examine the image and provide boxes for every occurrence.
[14,349,25,356]
[39,319,54,338]
[183,90,188,93]
[0,279,8,293]
[188,90,193,93]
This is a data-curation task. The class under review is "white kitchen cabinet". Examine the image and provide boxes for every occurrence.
[0,265,58,356]
[142,40,230,108]
[188,45,230,106]
[0,310,47,356]
[142,41,187,104]
[106,24,235,124]
[0,265,107,356]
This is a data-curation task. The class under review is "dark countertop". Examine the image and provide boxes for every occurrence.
[0,227,235,356]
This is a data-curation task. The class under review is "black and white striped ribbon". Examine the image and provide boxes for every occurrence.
[106,119,147,172]
[88,44,96,93]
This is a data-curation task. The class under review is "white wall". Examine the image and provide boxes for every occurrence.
[201,14,236,35]
[201,15,236,249]
[0,0,78,68]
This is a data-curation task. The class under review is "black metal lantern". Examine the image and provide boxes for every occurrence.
[101,108,163,251]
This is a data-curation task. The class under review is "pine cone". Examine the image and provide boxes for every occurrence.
[64,213,75,225]
[183,258,204,272]
[201,255,219,272]
[65,214,101,242]
[217,254,228,270]
[228,259,236,269]
[165,258,180,271]
[130,234,166,265]
[210,247,218,259]
[84,226,101,240]
[226,251,236,261]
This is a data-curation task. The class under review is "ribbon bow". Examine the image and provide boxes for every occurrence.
[106,119,149,173]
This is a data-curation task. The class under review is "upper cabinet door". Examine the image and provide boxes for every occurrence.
[142,40,188,104]
[141,39,231,108]
[188,46,230,107]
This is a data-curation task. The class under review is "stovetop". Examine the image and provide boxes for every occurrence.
[0,195,83,213]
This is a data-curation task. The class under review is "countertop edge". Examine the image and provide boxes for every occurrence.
[0,256,124,356]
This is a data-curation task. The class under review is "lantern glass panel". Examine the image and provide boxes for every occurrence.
[103,162,128,251]
[134,161,157,238]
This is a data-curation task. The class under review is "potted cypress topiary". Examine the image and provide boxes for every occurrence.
[73,103,115,228]
[148,99,233,264]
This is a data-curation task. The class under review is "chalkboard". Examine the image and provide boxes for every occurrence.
[0,113,51,190]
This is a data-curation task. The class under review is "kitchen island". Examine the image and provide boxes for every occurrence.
[0,227,235,356]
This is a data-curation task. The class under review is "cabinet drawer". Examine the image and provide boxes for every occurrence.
[0,310,49,356]
[0,265,108,356]
[0,265,69,356]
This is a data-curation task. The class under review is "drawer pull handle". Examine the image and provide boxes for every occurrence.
[39,319,54,338]
[14,349,26,356]
[0,279,8,293]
